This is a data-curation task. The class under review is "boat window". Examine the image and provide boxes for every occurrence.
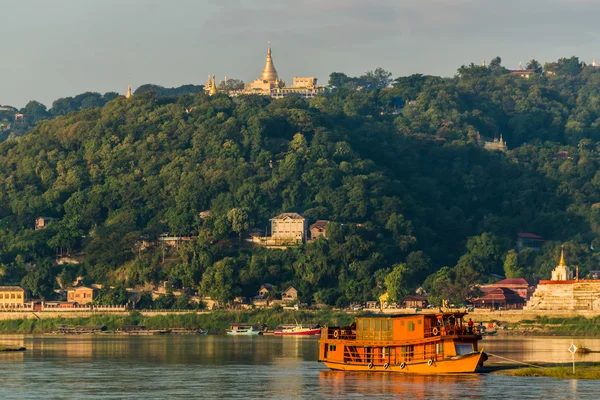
[407,321,415,331]
[436,343,444,355]
[329,345,336,351]
[375,319,381,331]
[418,319,422,324]
[370,319,375,331]
[358,319,363,331]
[388,320,393,330]
[455,344,473,355]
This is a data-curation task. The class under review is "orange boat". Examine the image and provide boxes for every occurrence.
[318,311,486,374]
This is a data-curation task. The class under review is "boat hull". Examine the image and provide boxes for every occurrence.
[274,328,321,336]
[323,351,485,374]
[226,330,262,336]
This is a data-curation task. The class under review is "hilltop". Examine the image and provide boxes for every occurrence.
[2,56,600,307]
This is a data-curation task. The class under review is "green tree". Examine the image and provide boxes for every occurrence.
[200,258,238,308]
[227,208,249,243]
[384,263,409,303]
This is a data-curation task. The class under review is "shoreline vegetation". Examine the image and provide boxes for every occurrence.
[0,344,26,352]
[0,309,356,334]
[1,310,600,336]
[493,363,600,379]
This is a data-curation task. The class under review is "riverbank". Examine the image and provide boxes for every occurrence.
[0,344,26,351]
[1,309,600,336]
[493,363,600,379]
[0,309,355,334]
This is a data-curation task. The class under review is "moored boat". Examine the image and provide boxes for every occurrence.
[319,311,486,374]
[226,323,265,336]
[274,324,321,336]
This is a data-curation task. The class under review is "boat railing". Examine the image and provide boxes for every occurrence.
[342,346,441,365]
[323,327,356,340]
[425,324,475,338]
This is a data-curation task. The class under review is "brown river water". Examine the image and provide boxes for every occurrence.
[0,335,598,399]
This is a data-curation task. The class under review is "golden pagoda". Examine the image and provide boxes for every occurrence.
[261,43,279,83]
[551,245,574,281]
[126,84,132,99]
[208,75,218,96]
[210,42,324,99]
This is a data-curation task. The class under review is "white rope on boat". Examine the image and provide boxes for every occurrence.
[486,352,547,369]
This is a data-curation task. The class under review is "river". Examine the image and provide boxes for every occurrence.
[0,335,598,399]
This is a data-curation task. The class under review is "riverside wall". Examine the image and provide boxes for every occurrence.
[0,310,210,321]
[0,308,597,323]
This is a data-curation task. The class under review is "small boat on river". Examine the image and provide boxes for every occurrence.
[274,324,321,336]
[226,323,265,336]
[319,311,486,374]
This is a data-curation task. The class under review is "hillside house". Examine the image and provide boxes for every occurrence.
[479,278,533,300]
[517,232,546,251]
[399,295,429,309]
[281,286,298,301]
[258,284,275,298]
[0,286,27,308]
[309,220,329,240]
[270,213,307,244]
[67,287,97,305]
[35,217,57,230]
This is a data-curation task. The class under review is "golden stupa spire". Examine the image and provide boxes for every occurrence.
[126,83,132,99]
[558,245,566,267]
[261,41,279,83]
[208,74,218,96]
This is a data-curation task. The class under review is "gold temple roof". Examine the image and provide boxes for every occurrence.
[261,44,279,83]
[126,84,132,99]
[558,246,566,267]
[209,74,218,96]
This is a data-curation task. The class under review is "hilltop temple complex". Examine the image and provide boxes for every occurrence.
[206,44,325,99]
[524,247,600,311]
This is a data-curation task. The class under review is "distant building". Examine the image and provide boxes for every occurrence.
[14,113,27,122]
[472,287,525,310]
[551,246,573,281]
[524,246,600,311]
[67,287,97,305]
[0,286,27,309]
[509,62,535,78]
[517,232,546,251]
[309,220,329,240]
[209,44,325,99]
[399,295,429,309]
[474,132,507,152]
[281,286,298,301]
[483,134,507,152]
[35,217,58,231]
[479,278,533,300]
[270,213,307,244]
[258,283,275,298]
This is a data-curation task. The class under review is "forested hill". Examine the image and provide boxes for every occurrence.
[2,56,600,306]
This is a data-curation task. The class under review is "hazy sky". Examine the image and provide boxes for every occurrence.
[1,0,599,108]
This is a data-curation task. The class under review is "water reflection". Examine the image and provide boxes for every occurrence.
[0,335,598,399]
[482,336,600,364]
[319,370,484,399]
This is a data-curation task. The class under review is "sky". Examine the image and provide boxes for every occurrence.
[1,0,600,108]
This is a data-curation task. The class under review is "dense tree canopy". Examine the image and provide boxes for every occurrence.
[3,57,600,305]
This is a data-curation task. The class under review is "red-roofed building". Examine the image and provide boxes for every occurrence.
[399,295,429,309]
[309,220,329,240]
[480,278,534,300]
[517,232,546,251]
[472,288,525,310]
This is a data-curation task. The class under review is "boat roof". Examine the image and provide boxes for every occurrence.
[358,311,468,319]
[230,322,263,327]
